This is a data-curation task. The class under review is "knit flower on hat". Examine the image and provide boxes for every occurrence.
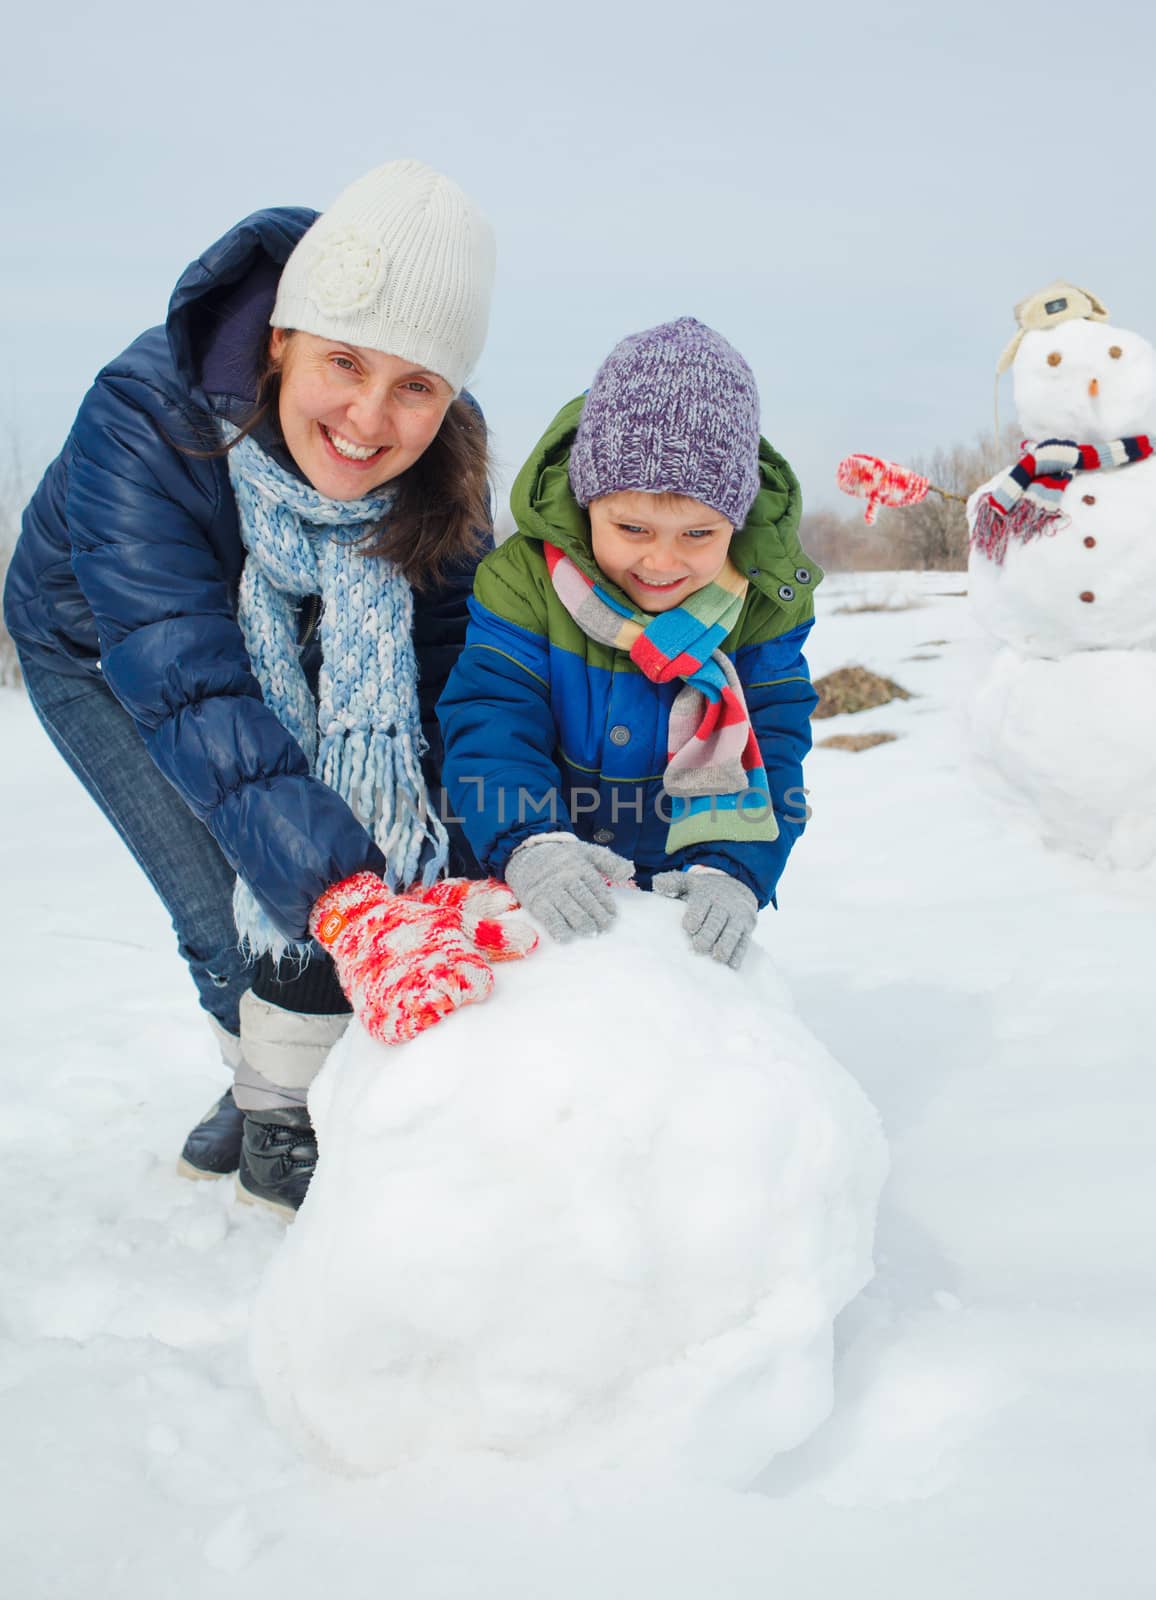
[305,228,388,315]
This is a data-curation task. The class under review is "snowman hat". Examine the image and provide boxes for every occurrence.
[996,280,1110,375]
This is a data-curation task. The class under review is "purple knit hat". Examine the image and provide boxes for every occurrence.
[568,317,762,529]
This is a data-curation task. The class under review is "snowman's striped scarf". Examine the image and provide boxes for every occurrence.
[543,543,779,854]
[972,435,1153,563]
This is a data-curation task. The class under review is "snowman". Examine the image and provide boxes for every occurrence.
[966,280,1156,868]
[967,280,1156,656]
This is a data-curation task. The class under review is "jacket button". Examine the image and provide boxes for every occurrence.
[794,567,812,584]
[609,724,631,746]
[748,567,761,577]
[1084,536,1096,548]
[778,584,796,602]
[1082,494,1096,505]
[1079,590,1095,603]
[593,827,614,844]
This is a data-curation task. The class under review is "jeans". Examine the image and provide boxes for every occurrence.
[20,651,254,1034]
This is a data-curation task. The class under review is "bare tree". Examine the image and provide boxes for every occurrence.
[872,427,1022,571]
[798,506,897,573]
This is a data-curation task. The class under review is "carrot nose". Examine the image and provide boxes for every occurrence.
[1089,378,1100,397]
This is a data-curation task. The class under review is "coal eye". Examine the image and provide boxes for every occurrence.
[1109,345,1123,359]
[1047,352,1062,367]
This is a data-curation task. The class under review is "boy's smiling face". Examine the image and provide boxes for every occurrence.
[587,491,735,613]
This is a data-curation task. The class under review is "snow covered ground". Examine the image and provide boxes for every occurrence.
[4,571,1155,1597]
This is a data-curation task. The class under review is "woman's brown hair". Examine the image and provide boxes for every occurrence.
[202,332,490,592]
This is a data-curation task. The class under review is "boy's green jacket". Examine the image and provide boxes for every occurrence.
[436,397,822,907]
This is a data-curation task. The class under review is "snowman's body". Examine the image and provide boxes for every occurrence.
[968,453,1156,656]
[966,313,1156,866]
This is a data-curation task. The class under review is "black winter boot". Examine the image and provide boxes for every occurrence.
[236,1107,317,1219]
[177,1089,245,1179]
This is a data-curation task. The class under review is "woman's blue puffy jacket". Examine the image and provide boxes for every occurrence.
[3,208,484,940]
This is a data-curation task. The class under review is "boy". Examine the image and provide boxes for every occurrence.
[437,318,820,970]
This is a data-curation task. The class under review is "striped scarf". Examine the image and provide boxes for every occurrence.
[972,436,1154,563]
[225,431,449,960]
[544,543,779,853]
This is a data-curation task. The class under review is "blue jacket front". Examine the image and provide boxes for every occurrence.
[4,208,485,939]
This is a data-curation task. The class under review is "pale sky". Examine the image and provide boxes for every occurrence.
[5,0,1156,518]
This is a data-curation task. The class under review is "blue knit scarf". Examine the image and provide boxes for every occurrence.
[225,430,449,959]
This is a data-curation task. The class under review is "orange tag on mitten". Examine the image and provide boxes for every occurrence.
[316,909,346,946]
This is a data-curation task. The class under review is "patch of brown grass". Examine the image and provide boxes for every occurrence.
[812,666,913,719]
[817,732,900,752]
[832,600,923,615]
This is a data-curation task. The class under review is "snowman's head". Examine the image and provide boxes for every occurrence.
[1013,318,1156,441]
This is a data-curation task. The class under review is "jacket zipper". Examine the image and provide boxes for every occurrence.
[299,595,321,651]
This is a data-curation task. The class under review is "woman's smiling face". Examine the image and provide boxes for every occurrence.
[270,329,454,499]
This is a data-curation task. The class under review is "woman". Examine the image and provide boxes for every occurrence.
[4,160,501,1217]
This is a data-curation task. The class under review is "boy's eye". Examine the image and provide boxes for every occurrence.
[684,529,713,540]
[618,524,646,535]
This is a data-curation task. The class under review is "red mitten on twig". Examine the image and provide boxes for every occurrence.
[311,872,495,1045]
[836,453,967,526]
[836,454,931,525]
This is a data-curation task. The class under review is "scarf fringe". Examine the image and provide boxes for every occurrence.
[971,497,1064,565]
[319,728,450,891]
[233,881,313,967]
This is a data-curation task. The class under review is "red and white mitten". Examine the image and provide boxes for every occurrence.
[836,453,932,525]
[419,878,539,962]
[310,873,494,1045]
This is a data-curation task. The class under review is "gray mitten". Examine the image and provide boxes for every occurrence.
[652,870,758,969]
[505,837,635,942]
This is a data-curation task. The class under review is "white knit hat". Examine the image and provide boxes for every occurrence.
[270,159,494,394]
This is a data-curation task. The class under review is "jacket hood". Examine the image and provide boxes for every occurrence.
[166,207,317,416]
[509,395,819,624]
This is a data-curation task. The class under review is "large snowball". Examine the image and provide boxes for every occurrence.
[250,892,887,1483]
[972,647,1156,868]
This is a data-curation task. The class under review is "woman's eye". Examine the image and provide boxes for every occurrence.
[396,379,439,407]
[331,355,357,372]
